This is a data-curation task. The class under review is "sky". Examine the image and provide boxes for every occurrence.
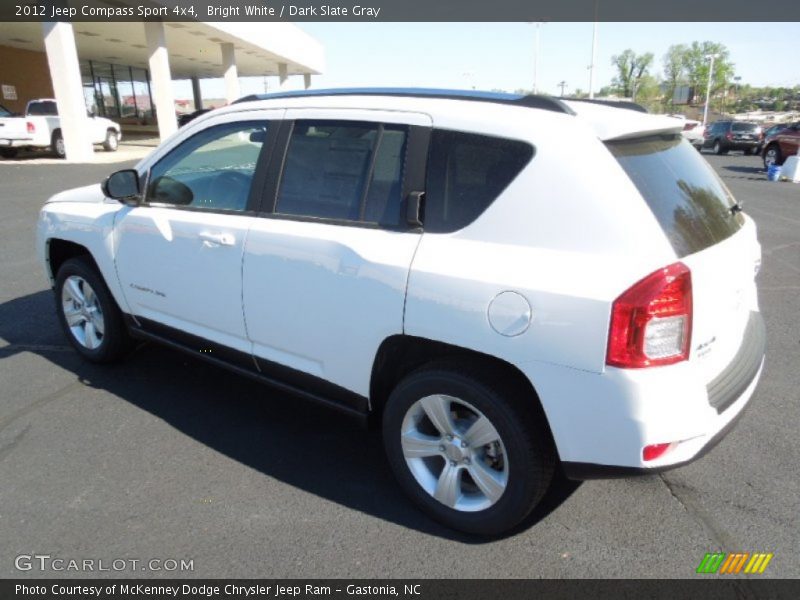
[297,22,800,93]
[189,22,800,101]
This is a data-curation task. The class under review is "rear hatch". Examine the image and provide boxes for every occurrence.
[731,122,760,142]
[606,134,761,385]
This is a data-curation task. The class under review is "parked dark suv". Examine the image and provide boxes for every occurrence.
[702,120,761,155]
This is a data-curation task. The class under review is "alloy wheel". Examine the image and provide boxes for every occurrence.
[400,394,509,512]
[61,275,105,350]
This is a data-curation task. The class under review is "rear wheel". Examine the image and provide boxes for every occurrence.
[763,145,782,169]
[383,364,555,535]
[713,140,727,155]
[55,257,133,363]
[51,130,65,158]
[103,129,119,152]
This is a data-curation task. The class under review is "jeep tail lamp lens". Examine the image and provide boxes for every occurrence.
[607,262,692,368]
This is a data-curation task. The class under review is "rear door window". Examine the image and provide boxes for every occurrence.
[607,134,744,257]
[424,130,534,233]
[27,101,58,116]
[275,121,408,226]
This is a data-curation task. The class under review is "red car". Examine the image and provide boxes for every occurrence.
[762,122,800,168]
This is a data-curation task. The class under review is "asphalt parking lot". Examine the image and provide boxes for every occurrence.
[0,151,798,579]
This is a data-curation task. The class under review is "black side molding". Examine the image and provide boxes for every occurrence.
[127,317,369,422]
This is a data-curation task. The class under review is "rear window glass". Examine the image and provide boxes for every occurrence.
[607,134,744,257]
[732,122,758,132]
[0,105,12,117]
[424,130,533,233]
[27,101,58,116]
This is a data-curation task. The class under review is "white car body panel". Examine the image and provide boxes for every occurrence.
[243,107,431,396]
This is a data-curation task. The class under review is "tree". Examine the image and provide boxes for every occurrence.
[662,44,688,109]
[682,41,734,106]
[611,49,654,99]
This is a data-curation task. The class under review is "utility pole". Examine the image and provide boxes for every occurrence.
[558,81,568,97]
[588,9,598,98]
[702,54,719,127]
[529,22,545,94]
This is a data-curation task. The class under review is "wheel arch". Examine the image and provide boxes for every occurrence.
[47,238,98,284]
[369,335,557,449]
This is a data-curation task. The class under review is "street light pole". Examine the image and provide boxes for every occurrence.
[588,21,598,98]
[533,22,541,94]
[558,81,567,97]
[702,54,718,127]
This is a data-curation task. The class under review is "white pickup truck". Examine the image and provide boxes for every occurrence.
[0,99,121,159]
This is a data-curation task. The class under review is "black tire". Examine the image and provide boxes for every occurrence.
[55,257,133,363]
[713,140,727,155]
[763,145,782,169]
[0,148,18,159]
[51,130,65,158]
[383,363,555,536]
[102,129,119,152]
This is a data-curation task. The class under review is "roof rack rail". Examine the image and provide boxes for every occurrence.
[232,87,576,115]
[564,98,649,113]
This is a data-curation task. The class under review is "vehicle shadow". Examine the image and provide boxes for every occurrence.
[723,165,765,175]
[0,290,581,543]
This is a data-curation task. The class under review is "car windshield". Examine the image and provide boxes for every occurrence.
[607,134,744,257]
[732,122,758,132]
[27,101,58,116]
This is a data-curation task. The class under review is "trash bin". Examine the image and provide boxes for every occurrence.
[767,164,782,181]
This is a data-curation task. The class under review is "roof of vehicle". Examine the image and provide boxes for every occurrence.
[234,87,577,115]
[222,87,683,142]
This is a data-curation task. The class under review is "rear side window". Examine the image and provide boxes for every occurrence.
[732,122,758,132]
[424,130,533,233]
[275,121,407,226]
[607,134,744,257]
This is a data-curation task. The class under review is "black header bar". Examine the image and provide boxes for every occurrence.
[3,0,800,22]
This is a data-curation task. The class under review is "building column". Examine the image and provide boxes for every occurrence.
[278,63,288,91]
[41,22,93,162]
[220,43,240,104]
[144,21,177,140]
[303,73,311,90]
[190,76,203,110]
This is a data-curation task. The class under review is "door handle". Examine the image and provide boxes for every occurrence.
[199,232,235,247]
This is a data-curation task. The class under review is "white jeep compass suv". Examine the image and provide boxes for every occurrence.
[36,89,765,535]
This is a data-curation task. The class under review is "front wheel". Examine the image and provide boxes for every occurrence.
[383,364,555,535]
[55,257,133,363]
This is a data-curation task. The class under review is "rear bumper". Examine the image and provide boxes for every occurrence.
[524,311,766,480]
[0,138,34,148]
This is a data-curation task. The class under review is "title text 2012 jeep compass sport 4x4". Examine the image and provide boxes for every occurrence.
[37,89,765,535]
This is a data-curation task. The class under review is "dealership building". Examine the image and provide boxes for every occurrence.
[0,10,324,160]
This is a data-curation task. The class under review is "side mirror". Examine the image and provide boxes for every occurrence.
[102,169,141,204]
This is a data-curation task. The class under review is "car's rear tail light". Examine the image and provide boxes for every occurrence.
[26,121,35,134]
[643,443,673,462]
[606,262,692,368]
